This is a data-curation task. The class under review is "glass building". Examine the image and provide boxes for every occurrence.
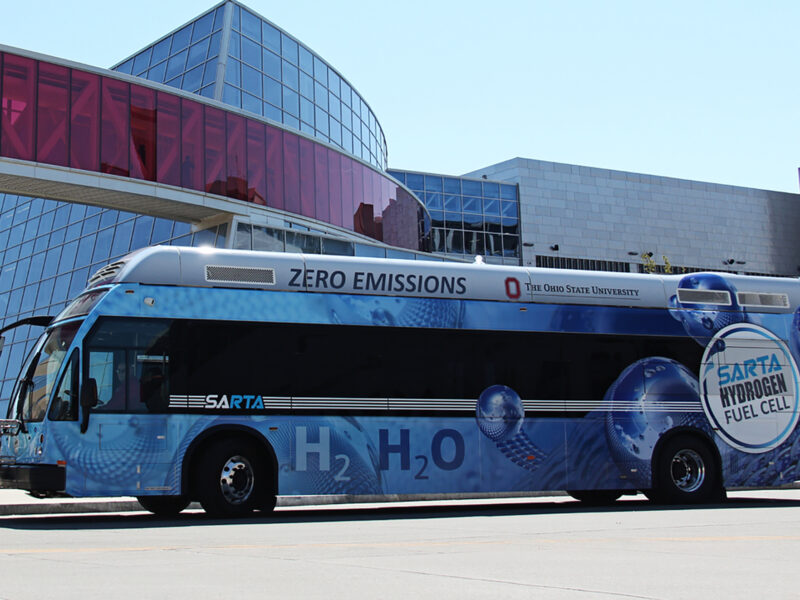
[0,1,453,412]
[112,2,388,170]
[388,170,520,266]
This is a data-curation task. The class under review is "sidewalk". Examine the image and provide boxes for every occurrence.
[0,490,143,516]
[1,488,798,517]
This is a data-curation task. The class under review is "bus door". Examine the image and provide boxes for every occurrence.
[1,319,78,467]
[80,318,176,495]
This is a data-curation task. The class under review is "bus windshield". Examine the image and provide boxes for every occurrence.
[7,321,81,422]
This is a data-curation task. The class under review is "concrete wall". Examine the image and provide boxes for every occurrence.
[465,157,800,276]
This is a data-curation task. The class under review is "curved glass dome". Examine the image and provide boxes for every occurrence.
[113,1,388,170]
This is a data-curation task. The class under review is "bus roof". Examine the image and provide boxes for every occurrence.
[86,246,800,312]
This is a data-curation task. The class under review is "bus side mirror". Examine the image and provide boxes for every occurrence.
[80,378,98,434]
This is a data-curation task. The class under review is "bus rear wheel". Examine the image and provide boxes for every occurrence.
[194,439,275,517]
[137,495,190,516]
[649,435,719,504]
[567,490,623,505]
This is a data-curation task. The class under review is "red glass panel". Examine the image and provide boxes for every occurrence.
[328,150,342,227]
[372,171,384,241]
[1,54,36,161]
[298,137,315,218]
[282,133,300,215]
[156,92,180,186]
[226,113,247,201]
[130,85,156,181]
[265,125,284,210]
[69,70,99,171]
[383,176,391,210]
[362,163,372,212]
[351,162,366,236]
[340,157,354,231]
[36,62,69,166]
[314,145,330,224]
[246,120,266,205]
[204,106,225,195]
[100,78,129,176]
[181,98,204,192]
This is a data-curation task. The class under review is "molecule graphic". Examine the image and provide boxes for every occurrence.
[669,273,746,345]
[475,384,545,471]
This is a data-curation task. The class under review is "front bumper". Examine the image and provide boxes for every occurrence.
[0,463,65,492]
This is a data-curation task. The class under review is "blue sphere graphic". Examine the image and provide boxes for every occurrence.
[476,385,524,442]
[789,307,800,367]
[669,273,746,344]
[604,357,710,485]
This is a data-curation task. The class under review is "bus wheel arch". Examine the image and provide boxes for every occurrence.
[183,426,278,517]
[647,429,724,504]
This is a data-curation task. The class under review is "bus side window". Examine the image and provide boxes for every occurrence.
[88,350,126,411]
[137,357,169,412]
[49,350,79,421]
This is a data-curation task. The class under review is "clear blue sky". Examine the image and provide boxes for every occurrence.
[2,1,799,193]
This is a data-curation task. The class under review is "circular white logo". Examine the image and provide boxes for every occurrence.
[700,323,800,453]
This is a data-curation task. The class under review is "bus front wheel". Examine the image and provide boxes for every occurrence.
[137,495,190,516]
[649,435,720,504]
[194,438,275,517]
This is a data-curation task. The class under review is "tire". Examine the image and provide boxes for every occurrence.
[650,435,719,504]
[137,495,190,516]
[193,438,275,517]
[567,490,623,505]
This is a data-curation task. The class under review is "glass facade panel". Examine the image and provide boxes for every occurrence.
[242,37,261,69]
[262,22,280,53]
[252,225,283,251]
[298,137,315,218]
[263,49,281,79]
[204,106,226,195]
[1,54,36,161]
[180,98,204,191]
[192,11,214,41]
[100,78,129,176]
[328,150,342,228]
[282,132,300,214]
[246,120,266,205]
[156,92,180,185]
[226,113,247,200]
[281,35,298,64]
[129,85,156,181]
[388,170,519,263]
[151,38,171,65]
[69,71,100,171]
[171,26,192,53]
[314,144,329,223]
[36,63,69,166]
[265,126,284,210]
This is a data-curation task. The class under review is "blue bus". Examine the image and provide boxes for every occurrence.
[1,246,799,516]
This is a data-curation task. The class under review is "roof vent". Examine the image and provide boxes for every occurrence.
[205,265,276,286]
[87,261,126,288]
[676,288,732,306]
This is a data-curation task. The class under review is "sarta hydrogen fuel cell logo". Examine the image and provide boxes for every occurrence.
[701,323,800,453]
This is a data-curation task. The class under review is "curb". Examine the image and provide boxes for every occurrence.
[0,491,567,516]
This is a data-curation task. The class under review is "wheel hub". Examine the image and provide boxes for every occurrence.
[670,449,705,493]
[219,455,255,505]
